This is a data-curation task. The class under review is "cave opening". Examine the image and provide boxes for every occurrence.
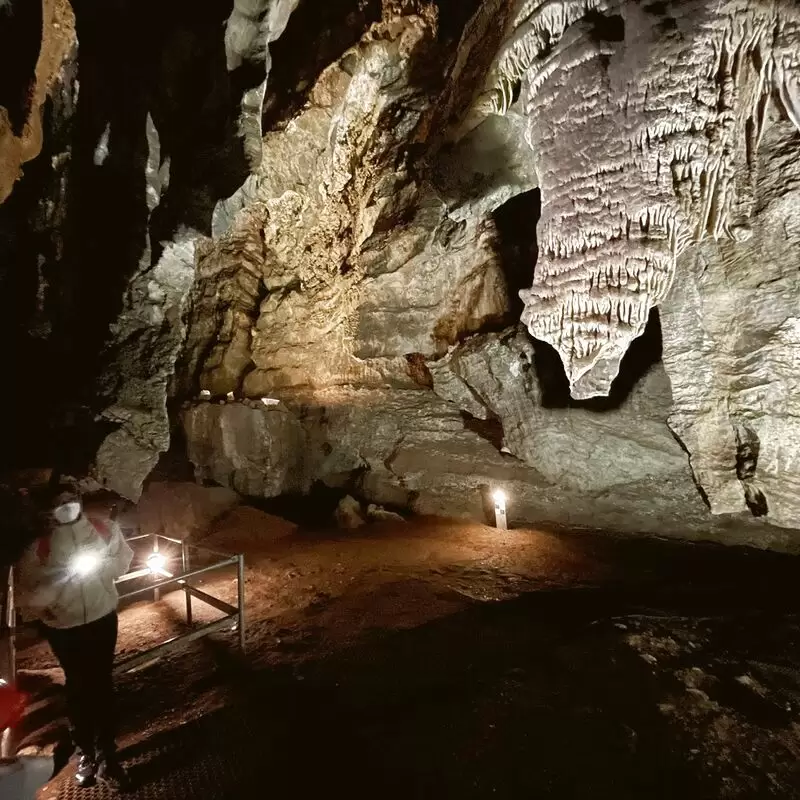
[586,10,625,43]
[491,188,540,322]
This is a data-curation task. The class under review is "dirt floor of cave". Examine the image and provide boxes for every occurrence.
[15,511,800,799]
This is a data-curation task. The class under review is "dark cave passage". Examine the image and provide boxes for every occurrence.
[492,188,540,321]
[0,0,42,136]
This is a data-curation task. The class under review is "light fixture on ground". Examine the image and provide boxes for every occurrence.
[146,551,171,578]
[492,489,508,530]
[71,553,100,577]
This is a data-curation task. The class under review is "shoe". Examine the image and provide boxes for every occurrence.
[96,756,130,792]
[74,752,96,788]
[51,737,75,780]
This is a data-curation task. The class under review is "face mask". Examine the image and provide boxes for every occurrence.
[53,502,81,525]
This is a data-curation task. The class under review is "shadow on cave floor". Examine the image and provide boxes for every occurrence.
[34,522,800,799]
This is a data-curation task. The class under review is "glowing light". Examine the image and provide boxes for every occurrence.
[226,391,235,401]
[147,552,167,574]
[199,389,211,399]
[71,553,100,577]
[260,397,279,406]
[492,488,508,531]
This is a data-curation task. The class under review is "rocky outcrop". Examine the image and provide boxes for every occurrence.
[92,114,175,499]
[184,400,307,497]
[95,234,197,499]
[180,379,790,548]
[176,0,800,540]
[52,2,255,496]
[223,0,301,170]
[429,328,686,492]
[181,5,519,399]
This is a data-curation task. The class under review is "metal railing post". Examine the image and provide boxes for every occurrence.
[152,535,161,603]
[6,568,15,683]
[1,567,17,759]
[182,539,193,626]
[237,555,246,653]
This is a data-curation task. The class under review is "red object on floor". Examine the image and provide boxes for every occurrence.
[0,685,27,731]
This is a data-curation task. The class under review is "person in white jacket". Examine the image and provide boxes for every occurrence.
[16,483,133,790]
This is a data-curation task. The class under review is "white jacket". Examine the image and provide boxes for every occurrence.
[16,515,134,629]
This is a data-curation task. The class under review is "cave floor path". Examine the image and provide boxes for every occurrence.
[17,516,800,799]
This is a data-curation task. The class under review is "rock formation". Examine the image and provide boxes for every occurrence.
[477,0,800,401]
[2,0,800,547]
[661,107,800,528]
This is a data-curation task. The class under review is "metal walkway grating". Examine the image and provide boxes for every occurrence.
[53,702,266,800]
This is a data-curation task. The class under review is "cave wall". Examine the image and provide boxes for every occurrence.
[176,0,798,547]
[0,0,251,483]
[1,0,799,549]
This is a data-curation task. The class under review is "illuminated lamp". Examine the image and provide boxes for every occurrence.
[492,490,508,531]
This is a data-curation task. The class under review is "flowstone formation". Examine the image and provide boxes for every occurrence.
[661,109,800,526]
[475,0,800,400]
[455,0,800,529]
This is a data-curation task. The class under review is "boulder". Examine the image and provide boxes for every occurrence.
[366,504,406,524]
[182,401,307,498]
[335,495,366,529]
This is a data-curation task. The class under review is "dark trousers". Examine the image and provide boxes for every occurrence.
[42,611,119,757]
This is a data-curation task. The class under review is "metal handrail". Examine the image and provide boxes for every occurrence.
[124,533,236,560]
[114,533,245,670]
[0,532,246,745]
[116,557,240,598]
